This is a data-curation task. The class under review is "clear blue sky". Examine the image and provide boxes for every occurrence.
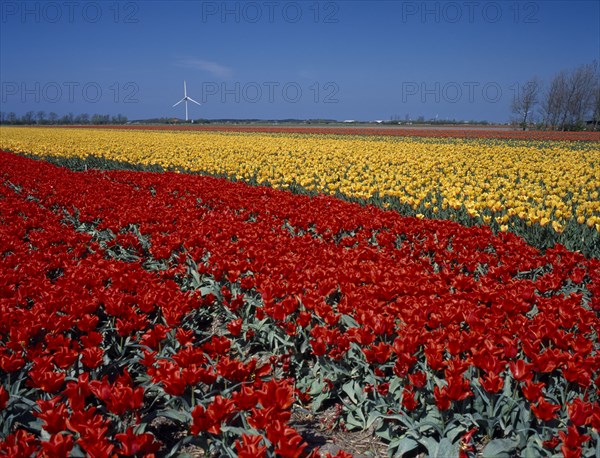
[1,0,598,122]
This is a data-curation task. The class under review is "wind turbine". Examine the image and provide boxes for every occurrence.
[172,81,201,122]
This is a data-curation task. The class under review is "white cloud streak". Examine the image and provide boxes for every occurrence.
[176,58,233,79]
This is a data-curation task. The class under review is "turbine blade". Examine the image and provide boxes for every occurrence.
[184,81,187,97]
[173,98,185,107]
[187,97,201,106]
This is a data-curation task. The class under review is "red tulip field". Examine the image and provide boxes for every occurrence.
[0,150,598,457]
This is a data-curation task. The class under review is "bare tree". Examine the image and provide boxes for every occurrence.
[36,111,46,124]
[75,113,90,124]
[589,61,599,131]
[48,112,58,124]
[560,62,597,129]
[111,114,128,124]
[593,80,600,130]
[540,71,567,129]
[512,77,541,130]
[23,111,35,124]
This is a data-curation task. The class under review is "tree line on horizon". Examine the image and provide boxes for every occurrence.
[0,111,128,125]
[512,61,599,131]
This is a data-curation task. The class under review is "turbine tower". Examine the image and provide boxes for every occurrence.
[172,81,201,122]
